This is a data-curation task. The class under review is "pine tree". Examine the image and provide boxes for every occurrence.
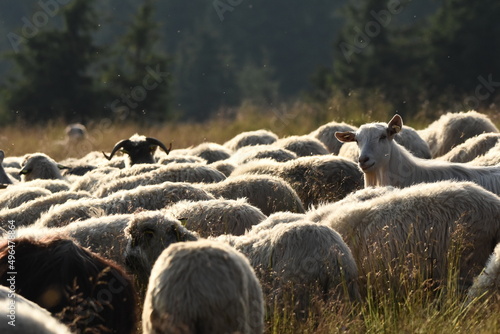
[5,0,104,123]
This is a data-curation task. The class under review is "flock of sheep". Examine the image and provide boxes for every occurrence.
[1,110,500,333]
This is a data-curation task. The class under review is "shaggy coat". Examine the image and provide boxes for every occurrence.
[142,240,264,334]
[0,186,51,209]
[336,114,500,194]
[223,129,279,151]
[467,242,500,302]
[229,145,298,165]
[19,153,65,181]
[273,135,330,157]
[314,181,500,294]
[418,110,499,158]
[0,237,137,334]
[166,198,266,237]
[439,133,500,163]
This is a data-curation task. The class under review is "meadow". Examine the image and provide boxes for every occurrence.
[2,96,500,333]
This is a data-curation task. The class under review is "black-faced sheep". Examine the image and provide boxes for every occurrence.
[103,133,171,166]
[166,198,266,237]
[336,114,500,194]
[0,236,137,334]
[142,240,264,334]
[418,110,499,158]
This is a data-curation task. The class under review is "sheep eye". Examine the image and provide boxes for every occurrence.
[143,229,155,240]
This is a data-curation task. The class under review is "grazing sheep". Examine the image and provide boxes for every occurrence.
[335,114,500,194]
[124,211,199,289]
[223,129,279,151]
[217,221,361,314]
[469,142,500,167]
[418,110,499,158]
[166,198,266,237]
[0,286,72,334]
[186,142,232,163]
[21,179,71,193]
[0,150,13,185]
[467,242,500,302]
[229,145,298,165]
[0,191,92,228]
[19,153,65,181]
[142,240,264,334]
[0,236,137,334]
[69,166,120,193]
[209,160,236,177]
[16,214,132,266]
[247,211,306,235]
[0,186,51,209]
[339,125,432,161]
[310,121,357,154]
[232,155,364,208]
[103,133,172,166]
[94,163,227,197]
[273,135,330,157]
[201,174,305,215]
[439,133,500,163]
[157,154,206,165]
[316,181,500,294]
[35,181,215,227]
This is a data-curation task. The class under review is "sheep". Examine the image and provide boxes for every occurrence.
[0,236,137,334]
[469,142,500,166]
[273,135,330,157]
[0,190,92,228]
[315,181,500,295]
[103,133,172,166]
[309,121,357,154]
[142,240,264,334]
[19,153,65,181]
[418,110,499,158]
[229,144,298,165]
[0,150,13,185]
[15,214,132,266]
[201,174,305,215]
[94,163,227,197]
[335,114,500,194]
[0,186,51,209]
[438,133,500,163]
[247,211,306,235]
[0,286,72,334]
[20,179,71,193]
[209,160,236,177]
[69,166,120,193]
[338,124,432,161]
[216,220,361,315]
[185,142,232,163]
[157,154,207,165]
[35,181,215,227]
[166,198,266,237]
[223,129,279,151]
[124,211,199,290]
[65,122,87,141]
[467,242,500,303]
[231,155,364,208]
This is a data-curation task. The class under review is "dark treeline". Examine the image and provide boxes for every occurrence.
[0,0,497,124]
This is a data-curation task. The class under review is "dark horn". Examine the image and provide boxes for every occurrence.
[146,137,172,155]
[102,139,131,160]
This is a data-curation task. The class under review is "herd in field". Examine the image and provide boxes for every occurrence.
[1,110,500,333]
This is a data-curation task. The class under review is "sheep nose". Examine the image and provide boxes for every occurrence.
[359,156,369,164]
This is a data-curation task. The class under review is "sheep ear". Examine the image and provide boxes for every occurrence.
[335,131,356,143]
[57,164,69,170]
[387,114,403,136]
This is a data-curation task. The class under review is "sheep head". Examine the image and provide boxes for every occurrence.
[123,211,198,288]
[103,134,172,166]
[19,153,66,182]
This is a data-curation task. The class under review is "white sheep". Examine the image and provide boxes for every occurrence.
[19,153,66,181]
[15,214,133,267]
[418,110,499,158]
[0,186,51,209]
[201,174,305,215]
[335,114,500,194]
[438,132,500,163]
[247,211,306,235]
[20,179,71,193]
[223,129,279,151]
[229,144,298,165]
[310,121,358,154]
[124,211,199,289]
[0,190,92,228]
[469,142,500,166]
[209,160,236,177]
[166,198,267,237]
[157,154,206,165]
[94,163,227,197]
[273,135,330,157]
[35,181,215,227]
[0,286,72,334]
[216,220,361,314]
[467,242,500,302]
[338,124,431,161]
[142,240,264,334]
[184,142,232,163]
[231,155,364,208]
[314,181,500,294]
